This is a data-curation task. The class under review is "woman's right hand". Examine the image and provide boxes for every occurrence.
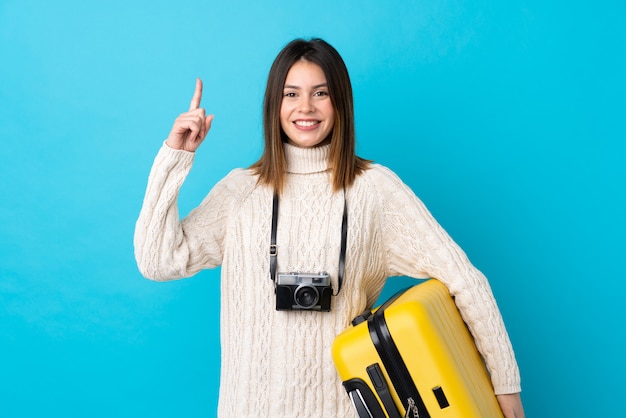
[165,78,214,152]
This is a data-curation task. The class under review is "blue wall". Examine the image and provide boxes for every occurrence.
[1,0,624,416]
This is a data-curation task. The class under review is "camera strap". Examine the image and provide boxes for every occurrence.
[270,192,348,295]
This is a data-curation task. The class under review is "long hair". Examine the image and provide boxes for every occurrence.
[250,38,370,194]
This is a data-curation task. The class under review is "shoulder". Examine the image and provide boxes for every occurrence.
[352,164,429,217]
[210,168,259,200]
[220,167,258,187]
[189,168,263,222]
[355,163,412,194]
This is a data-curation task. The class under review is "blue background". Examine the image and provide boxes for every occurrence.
[1,0,624,416]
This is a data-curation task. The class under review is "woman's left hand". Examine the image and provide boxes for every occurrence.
[496,393,525,418]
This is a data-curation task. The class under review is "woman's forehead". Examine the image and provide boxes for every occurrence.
[284,61,327,86]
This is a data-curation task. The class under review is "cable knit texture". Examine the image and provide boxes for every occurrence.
[134,142,521,417]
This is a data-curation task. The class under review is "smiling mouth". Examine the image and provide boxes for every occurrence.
[294,120,320,127]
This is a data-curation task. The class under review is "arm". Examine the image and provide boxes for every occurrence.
[374,166,522,395]
[134,79,220,280]
[134,144,222,281]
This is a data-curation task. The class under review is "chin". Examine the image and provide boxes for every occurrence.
[291,139,329,148]
[287,133,332,148]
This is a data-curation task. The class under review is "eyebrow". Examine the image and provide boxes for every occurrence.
[283,83,328,90]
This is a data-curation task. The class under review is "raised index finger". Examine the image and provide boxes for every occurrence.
[189,78,203,111]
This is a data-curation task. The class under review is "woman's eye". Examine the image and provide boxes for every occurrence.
[284,92,297,98]
[314,91,329,97]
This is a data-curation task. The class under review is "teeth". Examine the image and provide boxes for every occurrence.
[295,120,318,127]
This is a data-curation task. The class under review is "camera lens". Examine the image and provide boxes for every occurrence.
[294,285,319,309]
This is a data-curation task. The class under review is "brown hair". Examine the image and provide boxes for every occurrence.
[250,38,370,194]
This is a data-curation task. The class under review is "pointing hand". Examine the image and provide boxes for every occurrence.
[165,78,214,152]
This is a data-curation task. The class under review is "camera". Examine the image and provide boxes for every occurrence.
[275,272,332,311]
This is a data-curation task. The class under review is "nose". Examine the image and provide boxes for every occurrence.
[298,96,314,113]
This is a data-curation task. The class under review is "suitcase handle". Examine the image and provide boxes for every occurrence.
[350,390,374,418]
[352,286,412,326]
[367,364,402,418]
[343,379,387,418]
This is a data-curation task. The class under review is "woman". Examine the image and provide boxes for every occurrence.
[134,38,524,417]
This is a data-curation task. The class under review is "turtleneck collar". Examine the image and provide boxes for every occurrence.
[284,142,331,174]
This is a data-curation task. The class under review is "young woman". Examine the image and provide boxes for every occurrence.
[134,38,525,417]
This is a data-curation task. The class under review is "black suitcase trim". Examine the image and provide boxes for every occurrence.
[367,287,431,418]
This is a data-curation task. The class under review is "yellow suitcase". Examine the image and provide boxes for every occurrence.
[332,279,504,418]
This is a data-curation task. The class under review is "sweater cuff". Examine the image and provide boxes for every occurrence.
[493,383,522,396]
[160,140,196,158]
[154,140,196,167]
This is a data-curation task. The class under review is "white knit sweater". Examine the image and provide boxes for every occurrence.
[134,142,521,417]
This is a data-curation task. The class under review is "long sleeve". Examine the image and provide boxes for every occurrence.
[371,165,521,395]
[134,144,223,281]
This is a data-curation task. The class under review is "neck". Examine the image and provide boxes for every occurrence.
[284,142,331,174]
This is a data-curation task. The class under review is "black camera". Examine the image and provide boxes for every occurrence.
[275,272,332,311]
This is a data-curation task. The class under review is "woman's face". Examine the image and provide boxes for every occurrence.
[280,60,335,148]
